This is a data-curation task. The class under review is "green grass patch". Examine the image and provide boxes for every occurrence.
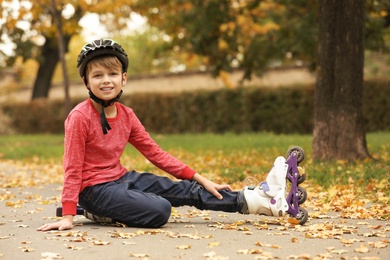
[0,132,388,192]
[0,134,64,161]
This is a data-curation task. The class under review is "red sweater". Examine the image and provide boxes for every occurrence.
[61,99,196,215]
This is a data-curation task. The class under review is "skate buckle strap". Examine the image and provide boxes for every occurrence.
[259,182,270,192]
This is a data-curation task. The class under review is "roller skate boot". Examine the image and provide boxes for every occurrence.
[242,156,289,217]
[242,146,309,225]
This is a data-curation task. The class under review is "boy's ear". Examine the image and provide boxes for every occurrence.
[122,72,127,85]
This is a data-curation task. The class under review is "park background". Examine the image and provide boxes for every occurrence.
[0,0,389,217]
[0,1,389,259]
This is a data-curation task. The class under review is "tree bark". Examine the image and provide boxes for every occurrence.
[51,0,71,114]
[312,0,370,160]
[31,37,59,100]
[31,35,72,100]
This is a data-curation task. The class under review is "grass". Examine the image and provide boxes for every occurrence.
[0,132,389,191]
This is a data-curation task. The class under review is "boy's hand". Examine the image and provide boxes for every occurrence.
[37,215,73,231]
[192,173,232,200]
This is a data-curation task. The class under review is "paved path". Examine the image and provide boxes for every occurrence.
[0,162,389,259]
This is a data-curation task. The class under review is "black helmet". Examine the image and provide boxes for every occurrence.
[77,39,128,78]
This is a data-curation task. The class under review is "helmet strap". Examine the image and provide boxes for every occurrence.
[88,89,123,134]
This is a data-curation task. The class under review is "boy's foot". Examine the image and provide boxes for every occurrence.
[56,206,113,224]
[262,156,288,197]
[242,185,289,216]
[83,211,113,224]
[241,156,289,217]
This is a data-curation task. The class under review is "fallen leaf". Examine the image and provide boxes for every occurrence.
[368,225,382,229]
[176,244,191,250]
[367,241,388,249]
[123,241,136,245]
[129,253,149,258]
[64,244,83,250]
[255,241,281,248]
[19,246,34,252]
[354,244,370,253]
[288,218,301,225]
[329,249,348,254]
[208,241,220,248]
[16,224,29,228]
[237,248,263,254]
[298,254,311,259]
[92,240,110,246]
[41,252,63,259]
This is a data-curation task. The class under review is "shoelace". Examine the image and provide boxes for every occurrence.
[242,176,260,189]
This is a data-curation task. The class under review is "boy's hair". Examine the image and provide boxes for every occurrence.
[85,55,123,77]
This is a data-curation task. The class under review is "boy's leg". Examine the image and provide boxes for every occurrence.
[124,170,245,213]
[78,159,289,228]
[78,175,172,228]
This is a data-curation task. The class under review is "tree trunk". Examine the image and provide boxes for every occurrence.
[312,0,370,160]
[31,37,59,100]
[31,35,71,100]
[51,0,71,114]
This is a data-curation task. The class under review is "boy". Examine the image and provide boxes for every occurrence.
[37,39,290,231]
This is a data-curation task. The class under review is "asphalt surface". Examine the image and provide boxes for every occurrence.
[0,169,389,259]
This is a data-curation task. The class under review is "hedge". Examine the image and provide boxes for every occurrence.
[1,80,389,134]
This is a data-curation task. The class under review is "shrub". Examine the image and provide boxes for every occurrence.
[1,80,389,134]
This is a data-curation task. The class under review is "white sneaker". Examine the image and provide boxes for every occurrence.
[84,211,113,224]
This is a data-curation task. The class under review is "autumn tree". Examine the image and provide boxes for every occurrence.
[0,0,134,100]
[135,0,389,161]
[134,0,318,80]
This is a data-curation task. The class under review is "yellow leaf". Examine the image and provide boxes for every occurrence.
[129,253,149,258]
[298,254,311,259]
[354,244,370,253]
[176,244,191,250]
[208,241,220,248]
[5,201,15,206]
[92,240,110,246]
[329,249,348,254]
[41,252,62,258]
[237,248,263,254]
[367,241,388,249]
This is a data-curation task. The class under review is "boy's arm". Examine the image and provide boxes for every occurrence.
[62,111,87,215]
[192,173,232,200]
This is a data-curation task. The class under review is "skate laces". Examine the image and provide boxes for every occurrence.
[242,176,260,189]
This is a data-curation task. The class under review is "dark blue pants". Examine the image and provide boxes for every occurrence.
[79,170,244,228]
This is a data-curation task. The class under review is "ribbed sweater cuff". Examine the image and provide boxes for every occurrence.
[180,166,196,180]
[62,201,77,216]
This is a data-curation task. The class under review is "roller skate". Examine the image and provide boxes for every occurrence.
[242,146,308,225]
[56,206,113,224]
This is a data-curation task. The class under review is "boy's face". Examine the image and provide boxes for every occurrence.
[84,62,127,102]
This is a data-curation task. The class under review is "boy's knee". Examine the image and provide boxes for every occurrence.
[149,199,172,228]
